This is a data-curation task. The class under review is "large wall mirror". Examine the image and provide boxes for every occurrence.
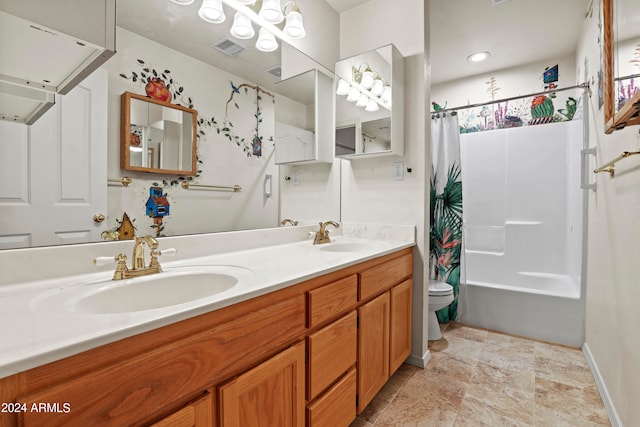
[603,0,640,133]
[0,0,340,249]
[334,44,404,158]
[121,91,197,175]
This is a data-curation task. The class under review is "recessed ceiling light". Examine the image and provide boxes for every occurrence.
[467,51,491,63]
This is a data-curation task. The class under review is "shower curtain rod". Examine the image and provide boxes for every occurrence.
[430,83,589,114]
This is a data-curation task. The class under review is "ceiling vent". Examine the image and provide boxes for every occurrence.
[211,38,246,57]
[490,0,511,5]
[265,65,282,78]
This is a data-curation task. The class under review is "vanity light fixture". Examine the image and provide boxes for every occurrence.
[256,27,278,52]
[259,0,284,24]
[335,62,392,112]
[172,0,306,53]
[466,51,491,62]
[365,99,379,112]
[230,11,255,39]
[199,0,226,23]
[336,79,351,96]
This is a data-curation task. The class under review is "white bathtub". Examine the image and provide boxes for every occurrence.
[459,121,586,347]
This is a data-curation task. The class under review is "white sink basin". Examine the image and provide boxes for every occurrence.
[317,241,386,253]
[32,265,252,314]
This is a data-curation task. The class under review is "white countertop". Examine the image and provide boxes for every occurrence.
[0,224,415,378]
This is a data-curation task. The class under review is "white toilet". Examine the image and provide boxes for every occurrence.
[428,279,454,341]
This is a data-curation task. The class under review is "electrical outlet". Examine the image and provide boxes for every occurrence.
[392,161,404,180]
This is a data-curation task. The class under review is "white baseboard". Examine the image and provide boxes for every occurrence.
[582,343,622,427]
[405,349,431,368]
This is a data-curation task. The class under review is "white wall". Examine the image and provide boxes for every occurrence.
[338,0,430,366]
[104,28,287,236]
[577,3,640,425]
[431,54,577,109]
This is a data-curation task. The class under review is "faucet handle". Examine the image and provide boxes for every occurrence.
[158,248,177,257]
[94,255,118,266]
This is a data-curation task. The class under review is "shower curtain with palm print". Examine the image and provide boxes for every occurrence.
[430,112,463,323]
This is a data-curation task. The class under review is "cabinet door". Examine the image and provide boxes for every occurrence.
[307,311,357,400]
[357,292,390,413]
[390,279,412,374]
[151,392,213,427]
[307,368,356,427]
[218,342,305,427]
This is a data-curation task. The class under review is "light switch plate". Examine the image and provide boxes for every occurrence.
[392,161,404,180]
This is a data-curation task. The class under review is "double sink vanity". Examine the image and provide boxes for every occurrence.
[0,223,415,426]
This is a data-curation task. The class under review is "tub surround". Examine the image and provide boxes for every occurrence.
[0,223,415,379]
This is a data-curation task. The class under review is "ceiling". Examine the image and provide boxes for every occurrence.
[118,0,590,89]
[429,0,589,85]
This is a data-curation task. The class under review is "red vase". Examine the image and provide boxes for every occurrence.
[145,78,171,102]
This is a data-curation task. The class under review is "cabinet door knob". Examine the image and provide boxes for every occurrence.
[93,213,106,223]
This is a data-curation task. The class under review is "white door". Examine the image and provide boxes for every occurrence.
[0,69,107,249]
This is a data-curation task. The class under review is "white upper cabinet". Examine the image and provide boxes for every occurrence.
[275,69,335,165]
[334,44,404,159]
[0,0,116,125]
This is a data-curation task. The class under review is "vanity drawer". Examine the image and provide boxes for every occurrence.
[307,274,358,328]
[307,368,356,427]
[307,311,357,400]
[360,252,412,301]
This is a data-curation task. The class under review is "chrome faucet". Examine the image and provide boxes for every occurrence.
[280,218,299,226]
[313,221,339,245]
[95,235,175,280]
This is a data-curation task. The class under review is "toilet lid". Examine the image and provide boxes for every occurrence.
[428,280,454,295]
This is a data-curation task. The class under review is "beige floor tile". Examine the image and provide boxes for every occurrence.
[358,364,421,423]
[471,361,535,394]
[443,323,488,344]
[350,416,374,427]
[535,355,597,389]
[418,352,477,384]
[430,335,485,362]
[374,384,460,427]
[534,406,609,427]
[454,394,532,426]
[478,342,536,374]
[533,341,585,366]
[535,377,610,426]
[464,382,534,425]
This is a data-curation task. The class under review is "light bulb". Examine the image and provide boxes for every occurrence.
[256,28,278,52]
[170,0,195,5]
[347,87,360,102]
[230,12,255,39]
[360,69,374,89]
[336,79,350,96]
[356,94,369,107]
[381,85,392,104]
[198,0,225,23]
[371,78,384,96]
[365,99,379,112]
[283,9,305,39]
[259,0,284,24]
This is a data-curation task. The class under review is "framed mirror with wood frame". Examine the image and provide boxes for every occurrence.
[603,0,640,134]
[121,91,198,175]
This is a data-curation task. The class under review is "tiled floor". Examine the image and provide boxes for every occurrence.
[351,323,610,427]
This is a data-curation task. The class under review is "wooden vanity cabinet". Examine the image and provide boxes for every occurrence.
[357,254,413,414]
[0,247,413,427]
[218,342,306,427]
[151,392,213,427]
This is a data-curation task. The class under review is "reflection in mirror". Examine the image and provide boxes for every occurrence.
[274,68,334,164]
[604,0,640,133]
[334,44,404,158]
[121,92,197,175]
[0,0,340,249]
